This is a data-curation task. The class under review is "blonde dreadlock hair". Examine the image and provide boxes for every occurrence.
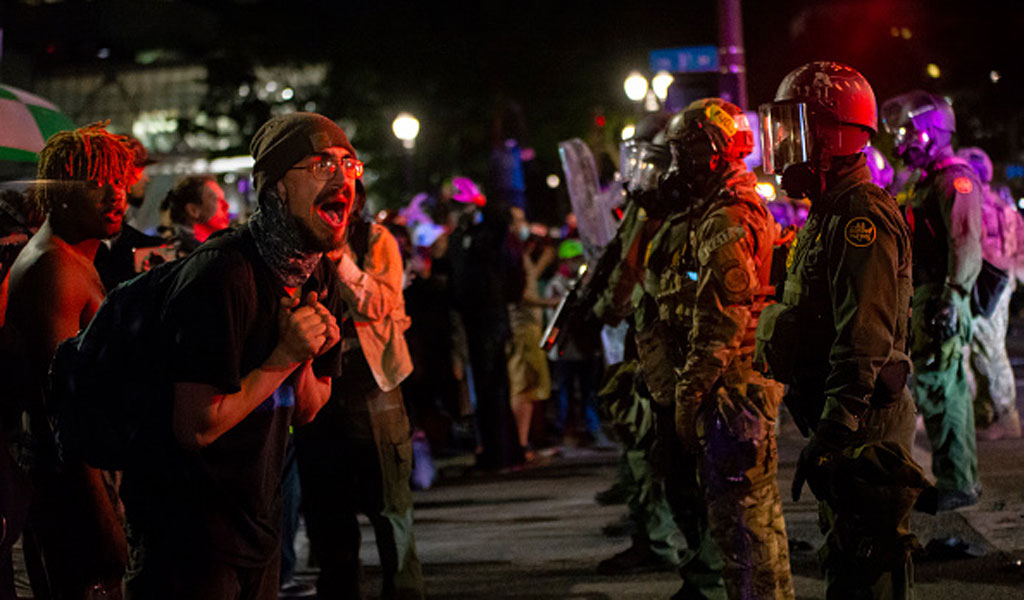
[35,122,138,213]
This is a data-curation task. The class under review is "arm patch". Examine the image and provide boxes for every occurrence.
[698,226,745,265]
[844,217,876,247]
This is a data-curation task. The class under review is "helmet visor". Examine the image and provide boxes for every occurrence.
[621,141,670,193]
[759,102,813,175]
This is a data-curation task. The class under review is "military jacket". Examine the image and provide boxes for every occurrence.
[906,155,983,294]
[777,157,913,430]
[675,176,778,401]
[635,166,775,406]
[593,200,663,325]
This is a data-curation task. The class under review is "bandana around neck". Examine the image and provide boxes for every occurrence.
[249,188,322,288]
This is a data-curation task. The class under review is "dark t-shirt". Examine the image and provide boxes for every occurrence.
[124,225,343,568]
[94,223,167,291]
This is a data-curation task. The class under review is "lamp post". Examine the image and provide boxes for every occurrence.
[392,112,419,195]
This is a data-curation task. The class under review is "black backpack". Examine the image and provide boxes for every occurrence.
[49,253,188,471]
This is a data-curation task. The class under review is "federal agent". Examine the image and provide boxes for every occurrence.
[881,90,984,509]
[661,98,794,599]
[757,62,927,599]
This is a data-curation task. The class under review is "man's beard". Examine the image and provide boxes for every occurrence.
[291,211,346,253]
[292,185,349,252]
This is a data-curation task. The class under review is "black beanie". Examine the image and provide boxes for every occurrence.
[249,112,355,195]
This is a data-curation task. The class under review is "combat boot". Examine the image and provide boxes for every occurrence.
[595,541,678,574]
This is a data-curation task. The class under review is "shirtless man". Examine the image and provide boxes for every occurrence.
[5,124,136,598]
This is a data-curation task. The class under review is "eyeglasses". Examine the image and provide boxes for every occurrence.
[289,156,364,181]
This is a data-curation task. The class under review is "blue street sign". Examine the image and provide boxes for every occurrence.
[650,46,720,74]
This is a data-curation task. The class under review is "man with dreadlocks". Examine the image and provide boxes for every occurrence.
[117,113,348,600]
[4,123,136,598]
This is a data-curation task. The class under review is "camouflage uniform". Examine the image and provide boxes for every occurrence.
[905,155,984,493]
[658,165,793,599]
[758,156,920,597]
[594,203,687,569]
[597,202,725,596]
[968,186,1022,435]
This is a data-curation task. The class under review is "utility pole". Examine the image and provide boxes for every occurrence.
[717,0,748,110]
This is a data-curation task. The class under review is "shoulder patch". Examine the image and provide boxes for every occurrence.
[844,217,876,247]
[954,176,974,195]
[722,265,750,294]
[698,225,745,265]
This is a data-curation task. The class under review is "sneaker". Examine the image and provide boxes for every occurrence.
[279,578,317,598]
[596,542,678,574]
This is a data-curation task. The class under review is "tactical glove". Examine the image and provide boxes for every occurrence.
[792,419,853,502]
[928,287,959,342]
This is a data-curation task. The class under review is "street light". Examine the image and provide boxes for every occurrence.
[651,71,674,101]
[392,112,420,149]
[623,71,648,102]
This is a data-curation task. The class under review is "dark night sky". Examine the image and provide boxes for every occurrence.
[3,0,1023,198]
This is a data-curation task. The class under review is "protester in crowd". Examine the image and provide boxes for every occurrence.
[402,219,465,455]
[295,179,425,600]
[4,123,136,598]
[544,238,608,447]
[505,206,558,458]
[118,112,346,599]
[94,136,168,290]
[158,174,231,256]
[958,146,1024,440]
[882,90,985,510]
[444,177,524,471]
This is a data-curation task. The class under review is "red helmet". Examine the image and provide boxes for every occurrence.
[759,61,876,176]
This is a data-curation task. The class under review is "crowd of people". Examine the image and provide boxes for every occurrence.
[0,57,1021,600]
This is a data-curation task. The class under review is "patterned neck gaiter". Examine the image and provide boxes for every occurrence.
[249,188,321,288]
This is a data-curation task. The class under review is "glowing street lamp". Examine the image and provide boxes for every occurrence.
[623,71,649,102]
[392,112,420,149]
[651,71,674,101]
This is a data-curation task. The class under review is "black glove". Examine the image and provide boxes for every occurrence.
[928,288,959,342]
[792,420,853,502]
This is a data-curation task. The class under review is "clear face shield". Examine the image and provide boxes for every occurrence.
[620,141,671,193]
[758,102,813,175]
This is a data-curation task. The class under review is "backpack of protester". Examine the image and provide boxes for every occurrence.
[48,254,187,472]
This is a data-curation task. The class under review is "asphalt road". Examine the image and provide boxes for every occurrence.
[12,352,1024,599]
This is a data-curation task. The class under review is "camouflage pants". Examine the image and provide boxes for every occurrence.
[911,286,979,492]
[654,403,727,600]
[696,379,794,600]
[967,280,1019,428]
[601,361,685,564]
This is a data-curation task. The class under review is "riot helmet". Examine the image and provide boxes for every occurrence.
[956,146,993,184]
[880,90,955,169]
[666,98,754,175]
[759,61,876,198]
[864,145,894,190]
[659,98,754,209]
[619,111,672,194]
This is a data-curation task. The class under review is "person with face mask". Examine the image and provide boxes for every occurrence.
[756,62,928,599]
[586,117,691,580]
[881,90,985,510]
[654,98,794,600]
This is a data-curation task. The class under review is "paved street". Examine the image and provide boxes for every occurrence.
[12,354,1024,599]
